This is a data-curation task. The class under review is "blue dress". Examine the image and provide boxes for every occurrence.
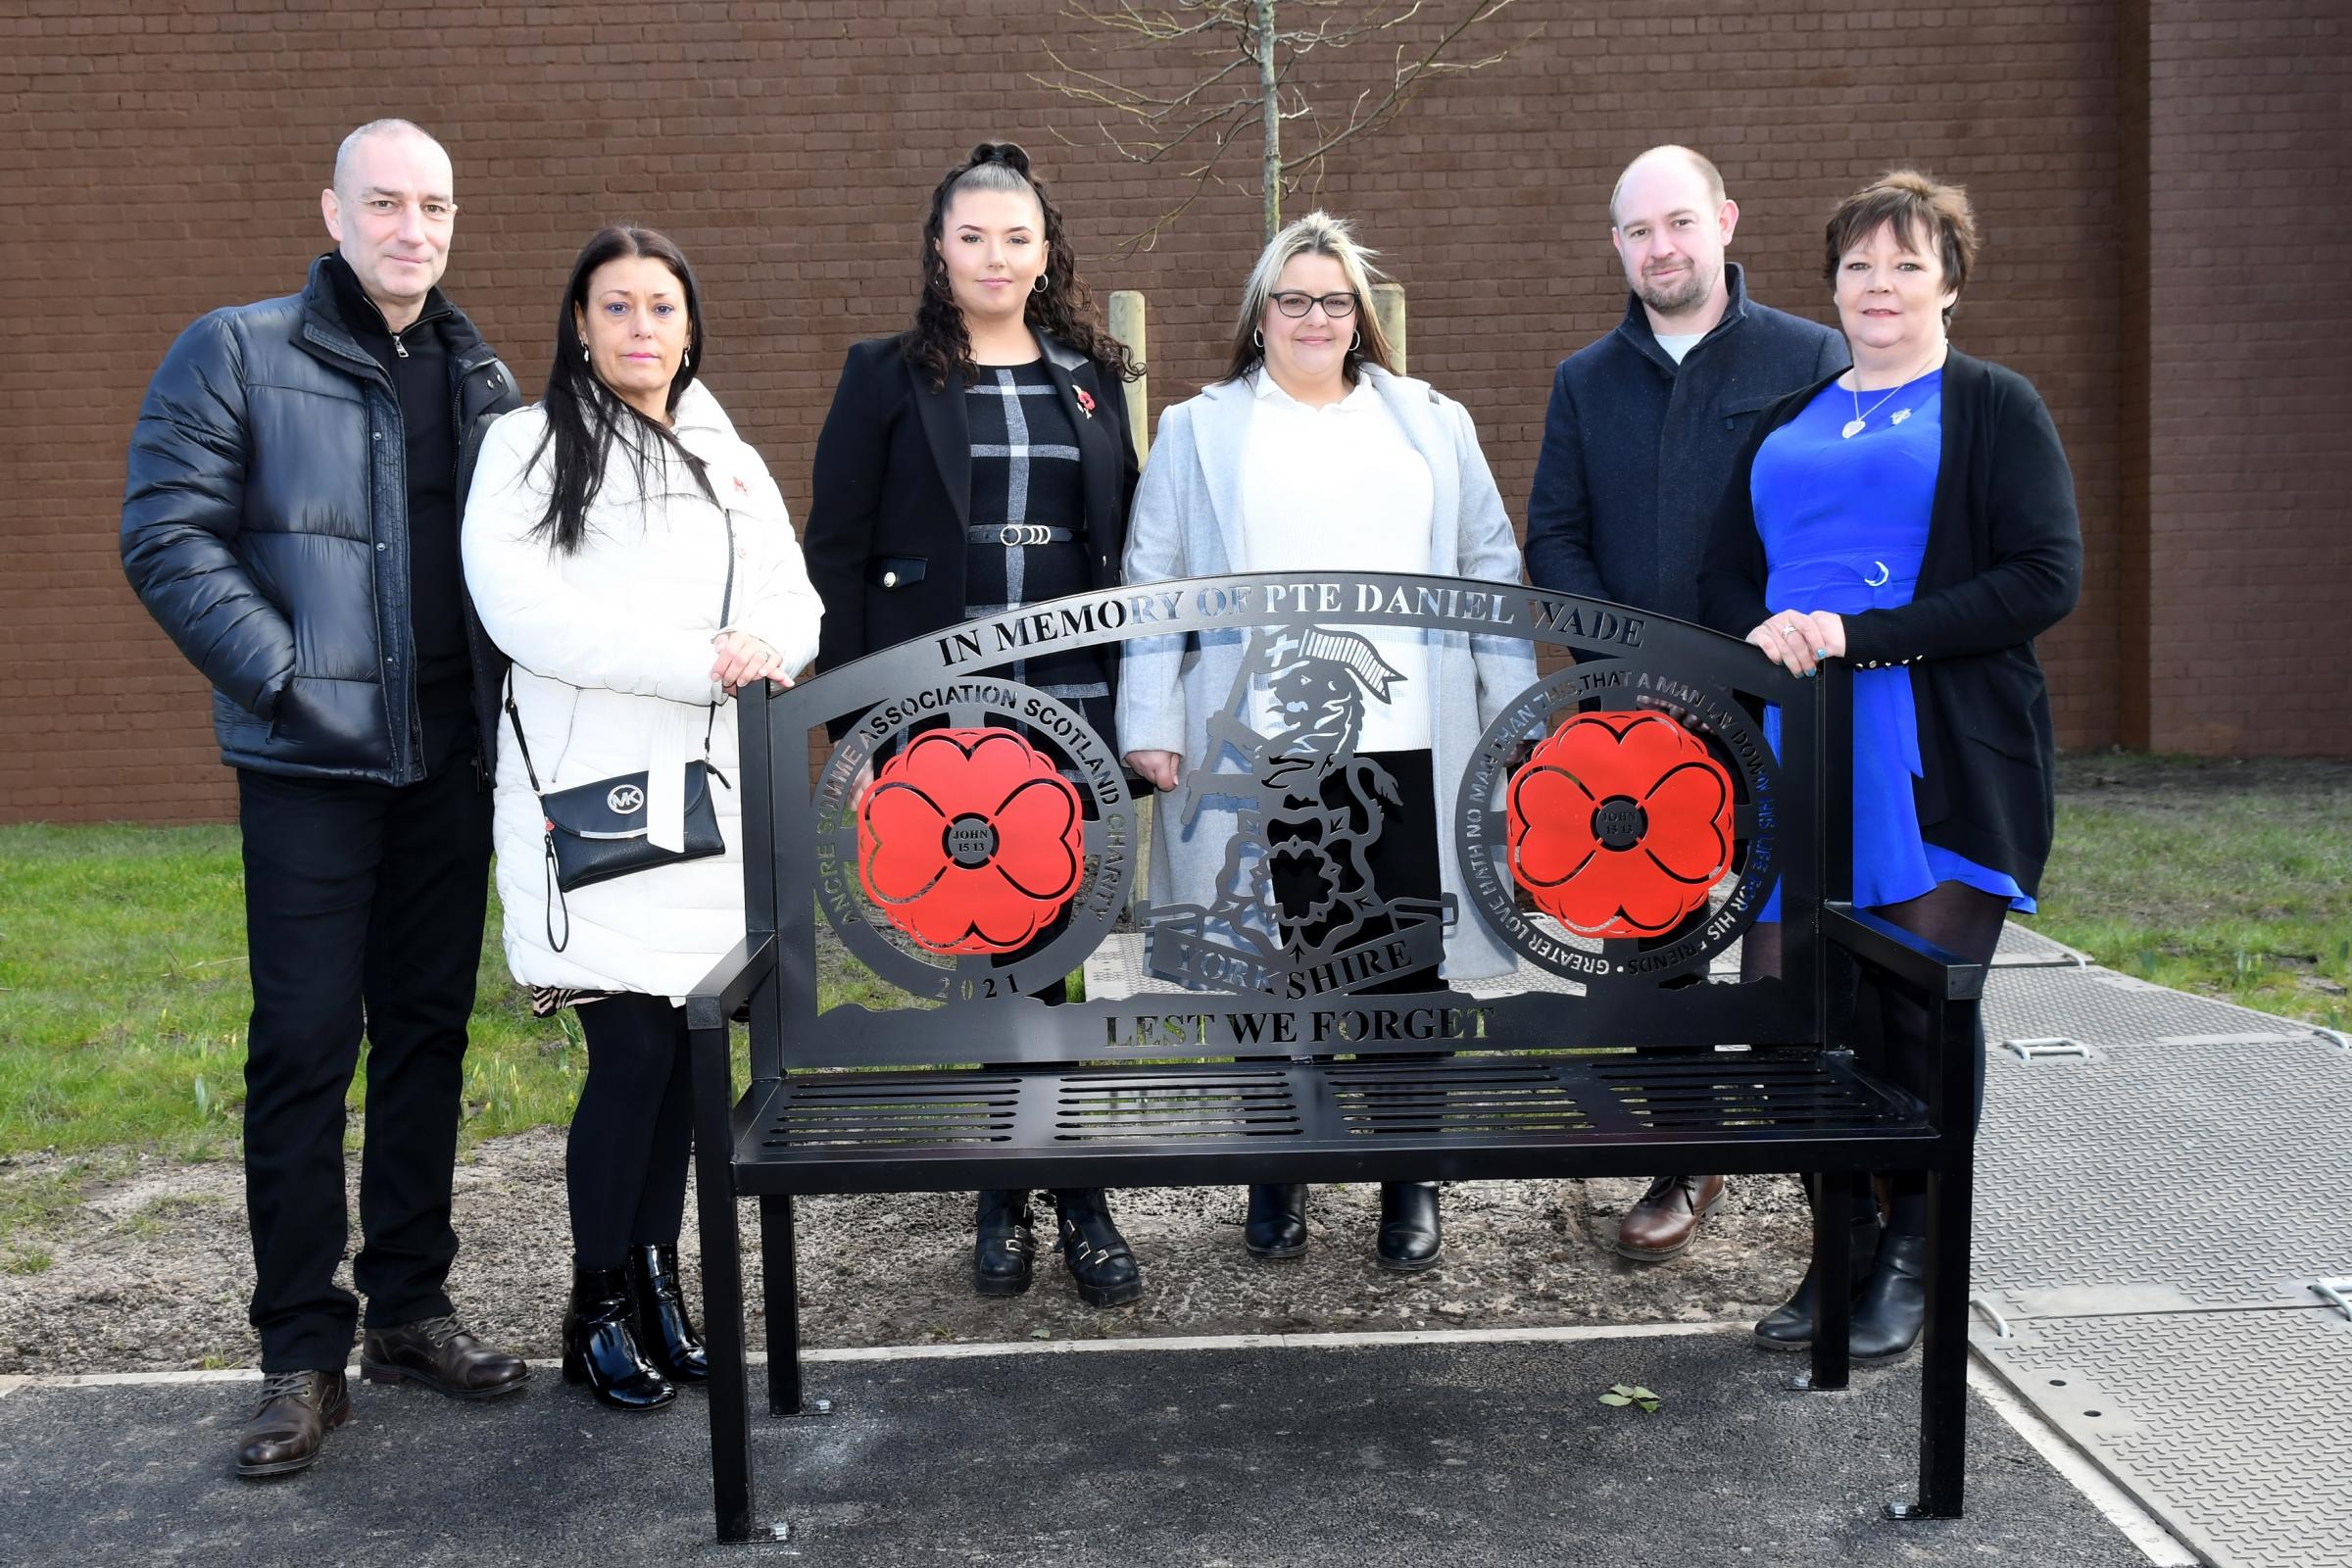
[1753,370,2034,918]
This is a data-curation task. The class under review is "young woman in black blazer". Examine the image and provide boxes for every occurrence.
[802,142,1144,1309]
[1699,171,2081,1364]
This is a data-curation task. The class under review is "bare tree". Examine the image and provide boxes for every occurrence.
[1035,1,1536,249]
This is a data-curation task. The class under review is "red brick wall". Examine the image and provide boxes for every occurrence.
[2137,1,2352,756]
[2,0,2327,824]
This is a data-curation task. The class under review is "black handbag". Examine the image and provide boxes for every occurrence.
[504,508,737,952]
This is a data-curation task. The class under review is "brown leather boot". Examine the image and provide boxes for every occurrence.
[360,1312,529,1399]
[1614,1174,1726,1261]
[235,1369,350,1479]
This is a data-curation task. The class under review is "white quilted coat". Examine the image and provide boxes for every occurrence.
[462,380,821,999]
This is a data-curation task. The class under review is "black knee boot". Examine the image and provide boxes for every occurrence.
[1054,1189,1143,1307]
[973,1190,1036,1297]
[563,1265,674,1411]
[627,1244,708,1383]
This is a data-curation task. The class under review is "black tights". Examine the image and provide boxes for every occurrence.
[568,992,695,1270]
[1742,880,2009,1241]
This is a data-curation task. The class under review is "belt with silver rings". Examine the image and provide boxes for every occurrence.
[969,524,1074,546]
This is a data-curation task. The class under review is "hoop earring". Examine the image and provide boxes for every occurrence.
[1351,329,1362,352]
[1252,328,1263,350]
[1032,274,1048,294]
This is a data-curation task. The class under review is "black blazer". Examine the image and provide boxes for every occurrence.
[1698,350,2082,895]
[803,331,1141,721]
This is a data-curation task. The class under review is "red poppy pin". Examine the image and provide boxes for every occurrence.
[1073,386,1096,419]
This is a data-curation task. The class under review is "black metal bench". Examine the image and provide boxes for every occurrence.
[687,570,1985,1543]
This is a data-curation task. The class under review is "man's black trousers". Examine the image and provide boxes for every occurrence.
[236,757,492,1372]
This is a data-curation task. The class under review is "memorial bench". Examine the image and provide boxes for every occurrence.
[687,570,1985,1543]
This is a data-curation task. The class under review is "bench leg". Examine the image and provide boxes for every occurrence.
[760,1195,804,1416]
[690,1021,758,1543]
[1888,1161,1973,1521]
[1803,1172,1852,1392]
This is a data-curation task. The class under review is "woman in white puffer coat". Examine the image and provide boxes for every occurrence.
[462,225,819,1413]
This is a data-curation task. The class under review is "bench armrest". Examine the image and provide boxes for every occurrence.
[1821,904,1985,1002]
[685,934,778,1032]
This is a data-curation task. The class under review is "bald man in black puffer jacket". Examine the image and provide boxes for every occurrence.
[121,118,527,1481]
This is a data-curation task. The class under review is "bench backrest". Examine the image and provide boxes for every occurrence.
[735,571,1846,1076]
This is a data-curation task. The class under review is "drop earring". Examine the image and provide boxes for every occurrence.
[682,347,691,369]
[579,341,589,363]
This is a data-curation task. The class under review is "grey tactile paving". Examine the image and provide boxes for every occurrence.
[1982,962,2318,1053]
[1976,1307,2352,1568]
[1994,921,2095,968]
[1974,1037,2352,1313]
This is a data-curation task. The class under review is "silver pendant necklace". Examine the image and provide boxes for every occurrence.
[1840,354,1940,439]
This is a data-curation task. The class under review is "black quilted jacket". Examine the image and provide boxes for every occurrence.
[122,256,521,785]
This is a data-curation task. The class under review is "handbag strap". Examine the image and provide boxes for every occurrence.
[504,504,742,781]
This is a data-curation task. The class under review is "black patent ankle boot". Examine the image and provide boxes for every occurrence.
[1054,1188,1143,1307]
[1848,1234,1931,1362]
[1245,1184,1309,1258]
[973,1190,1036,1297]
[1753,1216,1882,1351]
[562,1264,674,1411]
[627,1243,708,1383]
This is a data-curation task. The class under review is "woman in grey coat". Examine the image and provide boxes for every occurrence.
[1117,212,1534,1270]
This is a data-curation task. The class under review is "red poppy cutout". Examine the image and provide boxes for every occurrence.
[1506,711,1735,939]
[858,728,1084,955]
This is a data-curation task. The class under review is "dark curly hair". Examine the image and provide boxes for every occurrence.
[904,142,1141,391]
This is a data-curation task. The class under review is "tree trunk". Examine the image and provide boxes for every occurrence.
[1256,0,1280,240]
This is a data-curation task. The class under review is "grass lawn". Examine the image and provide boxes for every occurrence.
[2029,754,2351,1033]
[3,752,2345,1251]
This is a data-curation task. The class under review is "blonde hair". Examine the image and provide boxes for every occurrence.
[1221,210,1398,384]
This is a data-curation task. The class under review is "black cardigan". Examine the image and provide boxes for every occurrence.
[1697,350,2082,895]
[802,332,1141,728]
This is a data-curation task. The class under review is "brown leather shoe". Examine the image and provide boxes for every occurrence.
[236,1369,350,1478]
[360,1313,529,1400]
[1614,1174,1726,1261]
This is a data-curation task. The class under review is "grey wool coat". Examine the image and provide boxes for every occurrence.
[1115,366,1536,980]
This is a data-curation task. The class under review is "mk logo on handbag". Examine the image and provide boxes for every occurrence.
[606,784,646,814]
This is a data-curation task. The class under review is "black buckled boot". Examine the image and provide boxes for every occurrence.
[1376,1181,1443,1271]
[1053,1188,1143,1307]
[627,1244,708,1383]
[562,1264,675,1411]
[1245,1184,1309,1258]
[1847,1234,1931,1362]
[1752,1214,1883,1351]
[973,1190,1036,1297]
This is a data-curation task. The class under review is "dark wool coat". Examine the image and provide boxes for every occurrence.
[1525,264,1847,622]
[800,331,1140,740]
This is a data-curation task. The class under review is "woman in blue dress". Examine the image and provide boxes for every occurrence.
[1700,170,2082,1363]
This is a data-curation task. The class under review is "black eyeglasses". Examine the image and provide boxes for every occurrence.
[1268,290,1358,319]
